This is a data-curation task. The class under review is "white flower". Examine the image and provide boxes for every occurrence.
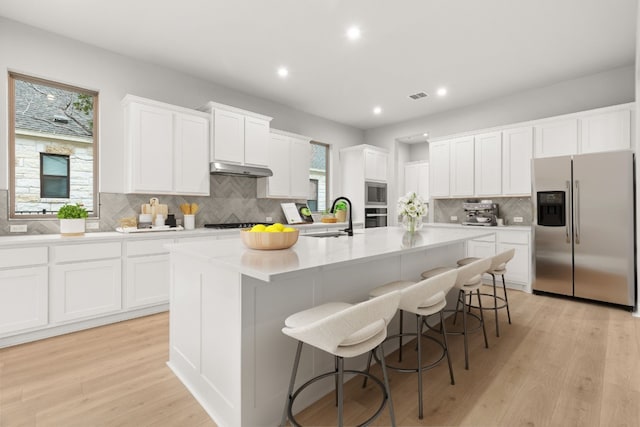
[397,191,427,219]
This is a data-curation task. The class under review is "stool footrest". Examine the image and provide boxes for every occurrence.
[378,332,447,373]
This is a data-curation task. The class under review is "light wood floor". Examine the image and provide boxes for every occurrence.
[1,288,639,426]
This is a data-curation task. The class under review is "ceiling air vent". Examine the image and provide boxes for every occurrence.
[408,91,429,100]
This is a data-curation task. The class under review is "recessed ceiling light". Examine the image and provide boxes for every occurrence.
[277,67,289,78]
[423,133,429,138]
[346,26,361,40]
[373,106,382,115]
[437,87,448,97]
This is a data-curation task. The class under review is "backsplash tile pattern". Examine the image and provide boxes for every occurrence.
[434,197,532,225]
[0,176,303,235]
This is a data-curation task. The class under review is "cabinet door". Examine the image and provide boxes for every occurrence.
[497,243,529,285]
[0,266,48,335]
[290,137,311,199]
[450,136,475,196]
[174,113,210,195]
[126,254,170,308]
[580,109,631,154]
[404,162,429,201]
[502,127,534,195]
[429,141,450,197]
[213,109,244,163]
[50,259,122,323]
[244,116,270,166]
[266,133,291,197]
[364,150,387,181]
[474,132,502,196]
[128,103,174,193]
[404,163,419,195]
[466,240,496,259]
[534,119,578,158]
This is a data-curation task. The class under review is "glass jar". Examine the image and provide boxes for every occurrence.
[402,215,423,233]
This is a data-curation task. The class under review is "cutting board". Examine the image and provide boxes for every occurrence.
[141,198,168,222]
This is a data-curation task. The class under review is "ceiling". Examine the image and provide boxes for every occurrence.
[0,0,637,130]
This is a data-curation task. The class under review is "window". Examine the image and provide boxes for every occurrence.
[40,153,70,198]
[9,73,98,217]
[309,142,329,212]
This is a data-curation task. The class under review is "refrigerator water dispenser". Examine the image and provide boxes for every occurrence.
[537,191,565,227]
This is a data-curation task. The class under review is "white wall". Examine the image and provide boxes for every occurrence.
[0,18,364,200]
[366,65,635,221]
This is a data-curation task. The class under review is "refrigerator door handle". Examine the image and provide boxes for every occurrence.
[574,180,580,244]
[565,180,571,244]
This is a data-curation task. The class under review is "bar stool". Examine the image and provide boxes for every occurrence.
[280,290,401,427]
[456,248,515,337]
[421,257,492,370]
[362,269,458,419]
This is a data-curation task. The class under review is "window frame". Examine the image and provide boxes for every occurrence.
[8,72,99,219]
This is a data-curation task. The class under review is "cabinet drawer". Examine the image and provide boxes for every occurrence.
[0,247,48,268]
[53,242,121,263]
[497,231,529,245]
[470,233,496,243]
[126,239,174,257]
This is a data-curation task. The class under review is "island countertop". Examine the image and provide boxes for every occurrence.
[168,226,495,282]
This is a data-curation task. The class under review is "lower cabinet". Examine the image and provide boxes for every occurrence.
[0,266,48,335]
[466,235,496,259]
[50,259,122,323]
[124,238,173,308]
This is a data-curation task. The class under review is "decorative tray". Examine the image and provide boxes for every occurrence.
[116,225,184,233]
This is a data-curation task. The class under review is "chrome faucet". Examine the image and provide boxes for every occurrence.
[330,196,353,236]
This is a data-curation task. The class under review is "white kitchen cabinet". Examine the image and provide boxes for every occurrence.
[0,248,48,335]
[123,95,210,195]
[404,161,429,200]
[502,126,534,195]
[50,242,122,323]
[364,149,388,182]
[580,109,631,154]
[465,234,496,259]
[429,140,450,197]
[474,132,502,196]
[497,230,530,286]
[257,130,311,199]
[125,239,172,308]
[450,136,475,197]
[534,118,578,158]
[202,101,272,167]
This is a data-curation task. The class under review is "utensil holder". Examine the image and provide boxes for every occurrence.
[184,214,195,230]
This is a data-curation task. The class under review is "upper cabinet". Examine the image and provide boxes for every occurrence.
[429,140,450,197]
[364,149,388,182]
[580,109,631,154]
[450,136,475,197]
[502,126,534,195]
[474,131,502,196]
[534,118,578,158]
[200,102,272,167]
[123,95,210,195]
[257,130,311,199]
[404,161,429,201]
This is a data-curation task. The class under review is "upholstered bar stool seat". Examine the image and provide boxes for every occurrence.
[420,258,492,370]
[456,248,515,337]
[280,291,401,427]
[363,269,458,419]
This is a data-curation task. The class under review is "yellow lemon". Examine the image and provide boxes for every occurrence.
[250,224,266,232]
[265,225,280,232]
[272,222,285,231]
[283,227,296,232]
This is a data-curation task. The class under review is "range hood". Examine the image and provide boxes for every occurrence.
[209,162,273,178]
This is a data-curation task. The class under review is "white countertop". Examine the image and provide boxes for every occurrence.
[425,222,531,232]
[169,226,496,282]
[0,221,362,248]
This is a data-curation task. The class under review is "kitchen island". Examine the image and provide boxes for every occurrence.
[167,226,494,427]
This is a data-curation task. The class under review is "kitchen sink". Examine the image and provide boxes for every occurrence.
[305,231,349,238]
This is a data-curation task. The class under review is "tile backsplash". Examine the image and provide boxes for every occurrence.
[0,175,303,235]
[433,197,532,225]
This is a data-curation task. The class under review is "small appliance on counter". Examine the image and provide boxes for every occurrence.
[462,200,498,226]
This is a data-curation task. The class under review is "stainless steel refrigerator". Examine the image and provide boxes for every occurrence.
[532,150,635,307]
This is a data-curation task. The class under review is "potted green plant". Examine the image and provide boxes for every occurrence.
[333,200,348,223]
[57,203,88,236]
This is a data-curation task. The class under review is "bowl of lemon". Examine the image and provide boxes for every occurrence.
[240,223,299,250]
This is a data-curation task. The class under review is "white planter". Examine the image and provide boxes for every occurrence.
[60,218,86,236]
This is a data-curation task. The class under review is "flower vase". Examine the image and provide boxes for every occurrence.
[402,215,423,233]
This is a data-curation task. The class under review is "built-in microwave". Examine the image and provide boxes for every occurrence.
[365,181,387,205]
